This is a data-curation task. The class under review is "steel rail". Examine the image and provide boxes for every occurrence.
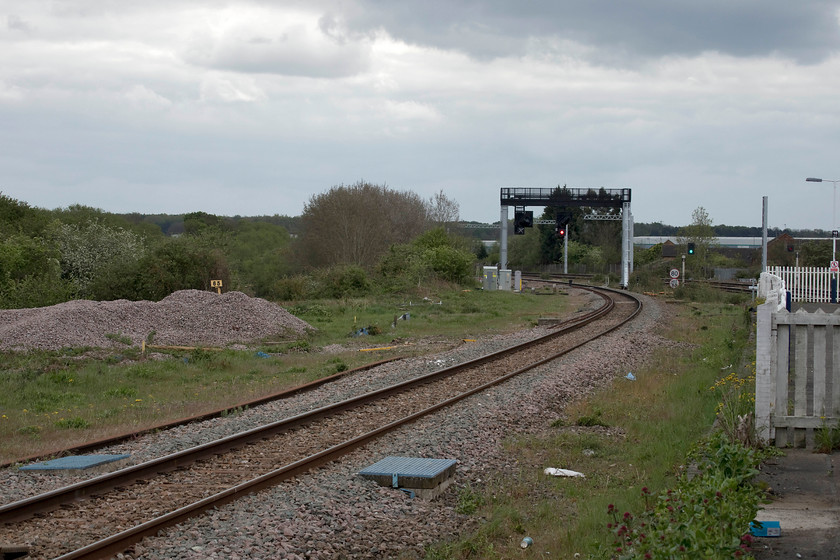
[3,287,641,560]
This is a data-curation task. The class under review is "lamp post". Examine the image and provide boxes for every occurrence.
[806,177,840,261]
[807,177,840,303]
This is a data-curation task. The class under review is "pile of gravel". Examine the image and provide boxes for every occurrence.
[0,290,314,351]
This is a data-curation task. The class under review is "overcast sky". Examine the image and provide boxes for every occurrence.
[2,1,839,229]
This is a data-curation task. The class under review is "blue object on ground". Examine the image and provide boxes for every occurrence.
[20,454,130,471]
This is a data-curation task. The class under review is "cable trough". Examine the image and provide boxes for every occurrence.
[0,285,641,560]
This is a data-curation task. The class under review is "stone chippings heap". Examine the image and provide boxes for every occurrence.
[0,290,314,351]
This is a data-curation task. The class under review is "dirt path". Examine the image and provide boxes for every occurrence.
[752,449,840,559]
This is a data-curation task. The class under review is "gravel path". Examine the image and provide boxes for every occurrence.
[2,291,681,559]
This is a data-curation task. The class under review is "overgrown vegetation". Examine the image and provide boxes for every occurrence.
[425,300,767,559]
[605,434,765,559]
[815,418,840,454]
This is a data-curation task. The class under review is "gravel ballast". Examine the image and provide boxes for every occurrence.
[0,290,313,351]
[2,291,682,559]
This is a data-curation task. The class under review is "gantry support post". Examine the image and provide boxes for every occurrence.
[500,205,508,270]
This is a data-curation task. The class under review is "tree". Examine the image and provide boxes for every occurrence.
[679,206,718,277]
[91,236,232,301]
[49,220,146,298]
[507,228,542,269]
[799,241,831,267]
[227,221,292,298]
[184,211,234,236]
[299,181,427,268]
[0,192,51,237]
[424,190,460,225]
[0,234,70,308]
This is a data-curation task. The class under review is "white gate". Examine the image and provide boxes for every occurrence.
[756,272,840,448]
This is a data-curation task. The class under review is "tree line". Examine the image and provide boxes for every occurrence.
[0,182,478,309]
[5,181,814,310]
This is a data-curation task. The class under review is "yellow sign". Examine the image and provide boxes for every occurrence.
[210,279,223,294]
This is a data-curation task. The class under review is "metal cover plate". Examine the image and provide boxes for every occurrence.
[359,456,457,489]
[19,454,130,471]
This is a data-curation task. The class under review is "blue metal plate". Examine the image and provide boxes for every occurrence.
[19,454,130,471]
[359,456,457,489]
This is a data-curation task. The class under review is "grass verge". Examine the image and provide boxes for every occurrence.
[426,300,758,559]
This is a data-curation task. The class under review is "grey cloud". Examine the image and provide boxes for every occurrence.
[186,26,371,78]
[341,0,840,64]
[7,14,32,32]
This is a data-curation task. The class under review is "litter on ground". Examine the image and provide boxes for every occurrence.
[544,467,585,478]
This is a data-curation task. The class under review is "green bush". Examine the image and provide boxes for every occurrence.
[378,227,476,288]
[48,219,146,298]
[0,234,72,309]
[90,237,232,301]
[422,245,474,283]
[271,275,310,301]
[308,265,371,299]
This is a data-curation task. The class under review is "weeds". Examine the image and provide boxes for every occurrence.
[711,367,756,446]
[815,418,840,454]
[54,416,90,430]
[605,434,764,560]
[456,483,485,515]
[576,409,609,427]
[104,333,133,346]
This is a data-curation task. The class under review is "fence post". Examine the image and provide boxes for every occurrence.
[755,292,777,445]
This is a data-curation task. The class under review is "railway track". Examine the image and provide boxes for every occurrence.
[0,285,641,560]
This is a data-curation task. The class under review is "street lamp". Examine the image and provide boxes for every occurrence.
[806,177,840,261]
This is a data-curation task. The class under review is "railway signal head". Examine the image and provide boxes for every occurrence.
[556,225,566,239]
[513,210,533,235]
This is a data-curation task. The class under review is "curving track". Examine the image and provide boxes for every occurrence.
[0,285,641,560]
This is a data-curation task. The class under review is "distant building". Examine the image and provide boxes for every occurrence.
[661,240,677,258]
[634,234,802,267]
[633,236,766,249]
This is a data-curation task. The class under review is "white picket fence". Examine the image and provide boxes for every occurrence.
[768,266,840,303]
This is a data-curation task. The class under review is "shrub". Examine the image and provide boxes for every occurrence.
[270,275,310,301]
[0,234,72,309]
[309,265,372,299]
